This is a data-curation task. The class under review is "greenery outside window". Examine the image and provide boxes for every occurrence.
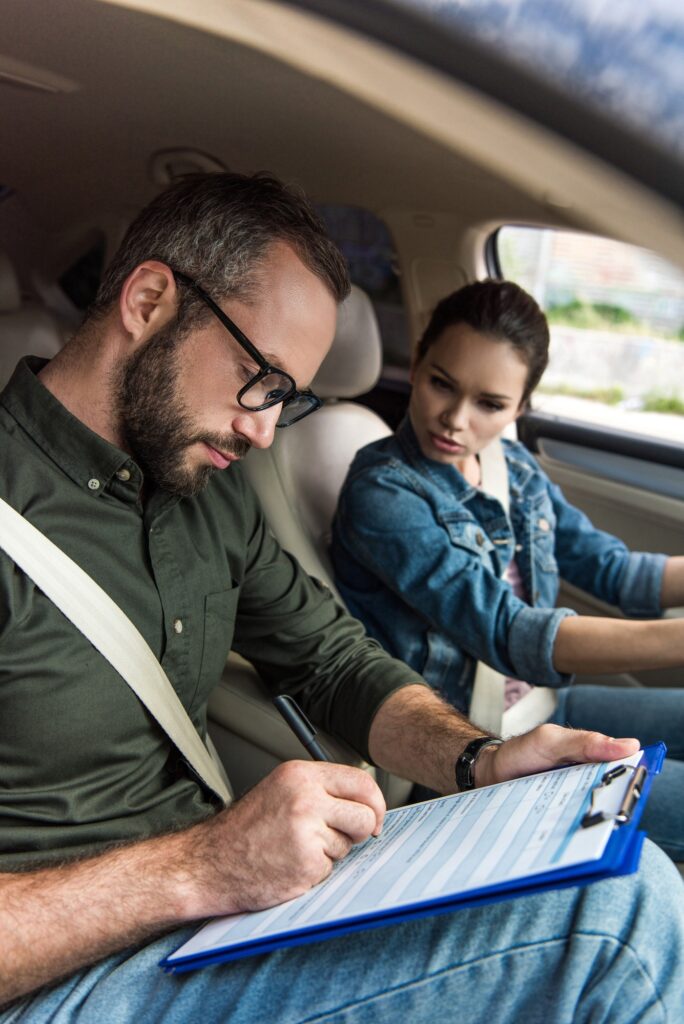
[495,226,684,443]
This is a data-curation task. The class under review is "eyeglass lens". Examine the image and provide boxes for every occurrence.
[240,371,294,410]
[277,394,319,426]
[239,372,318,426]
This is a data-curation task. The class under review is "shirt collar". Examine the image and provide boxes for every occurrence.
[395,413,476,501]
[0,356,142,500]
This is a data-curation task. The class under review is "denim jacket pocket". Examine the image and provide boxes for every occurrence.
[440,513,497,572]
[529,491,558,574]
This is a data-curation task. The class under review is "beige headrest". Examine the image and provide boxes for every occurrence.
[0,251,21,312]
[313,284,382,399]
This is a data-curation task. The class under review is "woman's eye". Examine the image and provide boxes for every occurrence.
[430,375,452,392]
[480,400,505,413]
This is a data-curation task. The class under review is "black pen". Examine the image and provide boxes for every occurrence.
[273,694,332,762]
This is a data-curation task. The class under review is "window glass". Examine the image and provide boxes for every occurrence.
[317,205,410,367]
[391,0,684,159]
[497,226,684,443]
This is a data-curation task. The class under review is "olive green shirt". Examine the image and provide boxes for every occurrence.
[0,358,422,869]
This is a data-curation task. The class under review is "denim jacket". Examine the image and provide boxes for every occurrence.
[330,416,666,714]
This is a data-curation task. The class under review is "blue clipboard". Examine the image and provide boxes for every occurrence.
[161,743,665,974]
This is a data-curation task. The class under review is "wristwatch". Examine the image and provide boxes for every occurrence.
[455,737,503,791]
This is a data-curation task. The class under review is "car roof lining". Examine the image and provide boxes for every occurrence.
[1,0,682,293]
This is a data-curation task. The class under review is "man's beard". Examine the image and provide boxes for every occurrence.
[115,321,250,497]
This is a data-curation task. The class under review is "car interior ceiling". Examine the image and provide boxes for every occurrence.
[3,0,683,343]
[1,0,682,808]
[2,0,681,468]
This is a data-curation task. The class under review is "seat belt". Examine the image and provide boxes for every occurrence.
[468,440,557,738]
[0,497,232,806]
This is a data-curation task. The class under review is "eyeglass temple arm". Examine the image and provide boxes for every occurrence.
[172,269,269,370]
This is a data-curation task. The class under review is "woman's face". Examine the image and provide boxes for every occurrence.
[408,322,528,469]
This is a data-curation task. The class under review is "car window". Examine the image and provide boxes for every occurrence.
[495,225,684,444]
[317,205,410,368]
[392,0,684,161]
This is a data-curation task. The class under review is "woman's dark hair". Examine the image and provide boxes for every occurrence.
[415,279,549,402]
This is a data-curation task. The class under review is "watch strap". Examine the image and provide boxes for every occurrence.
[455,737,502,791]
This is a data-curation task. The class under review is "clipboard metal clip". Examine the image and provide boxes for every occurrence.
[581,763,647,829]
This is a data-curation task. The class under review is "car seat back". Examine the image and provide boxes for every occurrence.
[0,251,66,389]
[243,284,392,591]
[223,287,412,806]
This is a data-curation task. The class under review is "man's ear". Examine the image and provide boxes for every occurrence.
[119,262,178,343]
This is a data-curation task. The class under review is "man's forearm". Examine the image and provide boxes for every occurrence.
[367,684,491,793]
[0,826,201,1006]
[0,758,390,1007]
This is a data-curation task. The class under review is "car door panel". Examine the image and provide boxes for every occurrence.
[518,414,684,690]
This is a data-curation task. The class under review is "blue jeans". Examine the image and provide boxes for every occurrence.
[549,686,684,862]
[2,841,682,1024]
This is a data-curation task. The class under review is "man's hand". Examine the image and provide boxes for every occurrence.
[0,761,385,1006]
[474,724,640,789]
[181,761,386,918]
[367,685,641,795]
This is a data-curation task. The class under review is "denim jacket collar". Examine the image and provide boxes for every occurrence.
[395,414,478,504]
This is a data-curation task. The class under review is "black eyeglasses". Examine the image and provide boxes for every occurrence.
[173,271,321,428]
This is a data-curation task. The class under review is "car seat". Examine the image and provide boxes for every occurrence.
[0,250,65,389]
[208,286,412,804]
[242,283,392,589]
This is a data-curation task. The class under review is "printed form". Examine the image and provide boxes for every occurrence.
[165,753,641,968]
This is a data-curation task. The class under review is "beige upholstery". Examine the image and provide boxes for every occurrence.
[243,285,391,587]
[0,251,65,389]
[209,286,412,804]
[244,402,391,591]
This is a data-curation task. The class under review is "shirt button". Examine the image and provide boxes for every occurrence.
[87,478,100,490]
[173,618,183,635]
[116,467,131,481]
[538,517,550,532]
[475,531,485,546]
[515,544,523,552]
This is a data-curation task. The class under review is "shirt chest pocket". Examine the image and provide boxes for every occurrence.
[196,587,240,704]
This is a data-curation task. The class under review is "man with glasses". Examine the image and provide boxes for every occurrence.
[173,270,322,427]
[0,172,681,1022]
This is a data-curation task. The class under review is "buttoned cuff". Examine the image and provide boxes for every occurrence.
[508,605,577,688]
[617,552,667,617]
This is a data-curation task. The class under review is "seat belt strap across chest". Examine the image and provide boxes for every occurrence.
[467,438,509,735]
[0,496,231,806]
[467,439,557,738]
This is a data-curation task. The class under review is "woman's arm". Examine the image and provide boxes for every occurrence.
[660,556,684,608]
[332,467,572,689]
[553,613,684,675]
[542,472,665,618]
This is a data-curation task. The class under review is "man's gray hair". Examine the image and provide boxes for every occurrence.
[89,171,350,327]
